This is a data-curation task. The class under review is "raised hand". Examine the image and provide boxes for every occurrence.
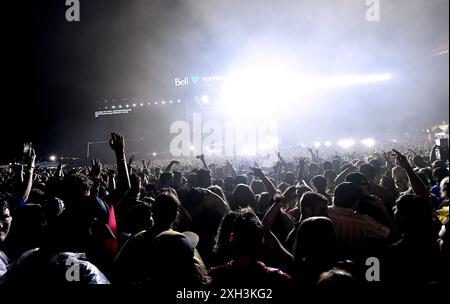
[249,165,264,179]
[392,149,410,169]
[109,132,125,157]
[90,159,102,179]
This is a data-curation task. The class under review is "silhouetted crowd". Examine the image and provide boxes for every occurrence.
[0,132,448,290]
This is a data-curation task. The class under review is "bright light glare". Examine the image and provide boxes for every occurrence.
[189,146,195,151]
[152,152,157,156]
[239,144,257,156]
[361,138,376,147]
[49,155,56,162]
[201,95,210,104]
[337,139,356,149]
[314,142,322,148]
[324,141,332,147]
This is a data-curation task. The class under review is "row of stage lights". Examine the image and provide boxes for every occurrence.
[100,99,183,110]
[306,138,377,149]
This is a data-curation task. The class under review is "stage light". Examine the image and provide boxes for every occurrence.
[177,99,181,103]
[126,104,129,108]
[119,105,122,108]
[361,138,375,147]
[161,101,166,105]
[132,104,136,107]
[239,144,257,156]
[112,106,115,109]
[147,102,151,105]
[155,102,158,105]
[201,95,210,104]
[140,103,144,106]
[314,141,322,148]
[338,139,355,149]
[152,152,157,156]
[105,106,108,109]
[324,141,332,147]
[169,100,173,104]
[189,145,195,151]
[49,155,56,162]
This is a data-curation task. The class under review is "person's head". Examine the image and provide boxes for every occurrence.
[224,176,235,193]
[294,216,336,265]
[308,163,320,177]
[311,175,328,193]
[392,166,409,192]
[283,172,296,186]
[208,185,227,202]
[323,170,337,185]
[123,202,154,235]
[62,173,93,202]
[197,169,212,188]
[300,192,329,219]
[187,173,198,188]
[234,175,248,186]
[432,167,449,185]
[440,176,449,199]
[151,192,180,228]
[333,182,363,209]
[432,160,446,170]
[359,163,377,182]
[380,175,397,195]
[250,180,264,195]
[213,178,225,190]
[322,161,333,171]
[413,155,427,169]
[231,184,256,211]
[159,171,174,188]
[345,172,370,195]
[231,208,263,257]
[317,268,356,288]
[213,211,240,256]
[0,195,12,243]
[394,194,433,237]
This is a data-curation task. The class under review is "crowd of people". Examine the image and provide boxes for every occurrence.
[0,132,448,290]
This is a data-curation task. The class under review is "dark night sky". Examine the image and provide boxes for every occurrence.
[1,0,448,162]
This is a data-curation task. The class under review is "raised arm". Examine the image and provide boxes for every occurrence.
[277,152,288,171]
[393,149,430,203]
[165,160,180,172]
[198,154,209,169]
[22,147,36,204]
[225,160,237,178]
[109,132,131,195]
[250,165,277,197]
[261,192,295,268]
[334,164,357,185]
[296,156,307,186]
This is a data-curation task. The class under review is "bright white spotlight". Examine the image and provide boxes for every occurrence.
[112,106,115,109]
[201,95,210,104]
[314,142,322,148]
[177,99,181,103]
[361,138,376,147]
[132,103,136,107]
[49,155,56,162]
[118,105,122,108]
[189,145,195,151]
[324,141,332,147]
[152,152,157,156]
[161,101,166,105]
[140,103,144,106]
[338,139,355,149]
[239,144,257,156]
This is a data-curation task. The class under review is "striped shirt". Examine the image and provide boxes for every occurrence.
[328,206,390,246]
